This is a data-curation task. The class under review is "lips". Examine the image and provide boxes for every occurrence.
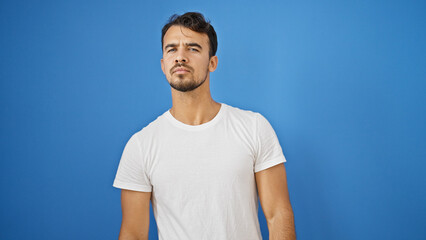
[172,67,190,74]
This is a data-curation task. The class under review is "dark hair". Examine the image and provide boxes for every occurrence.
[161,12,218,58]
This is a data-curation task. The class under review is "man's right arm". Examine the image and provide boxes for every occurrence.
[118,189,152,240]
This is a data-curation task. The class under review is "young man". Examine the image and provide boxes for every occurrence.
[113,12,296,240]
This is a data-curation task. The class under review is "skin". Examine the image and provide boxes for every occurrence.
[118,25,295,240]
[256,164,296,240]
[118,189,151,240]
[161,25,220,125]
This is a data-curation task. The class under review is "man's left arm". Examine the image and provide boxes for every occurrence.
[255,163,296,240]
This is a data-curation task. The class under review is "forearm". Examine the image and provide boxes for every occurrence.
[118,226,148,240]
[267,208,296,240]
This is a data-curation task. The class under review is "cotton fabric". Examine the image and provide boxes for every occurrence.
[113,102,286,240]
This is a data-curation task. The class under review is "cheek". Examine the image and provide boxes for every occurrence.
[163,60,173,70]
[195,57,209,69]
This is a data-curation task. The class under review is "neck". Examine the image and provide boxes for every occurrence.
[169,78,221,126]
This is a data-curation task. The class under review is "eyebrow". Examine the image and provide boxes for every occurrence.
[164,42,203,50]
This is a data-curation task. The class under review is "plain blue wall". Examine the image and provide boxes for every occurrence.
[1,0,425,239]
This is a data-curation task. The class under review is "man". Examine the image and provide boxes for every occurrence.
[113,12,296,240]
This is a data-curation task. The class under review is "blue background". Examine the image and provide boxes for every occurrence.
[1,0,425,239]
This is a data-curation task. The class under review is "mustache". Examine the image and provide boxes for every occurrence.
[171,63,193,74]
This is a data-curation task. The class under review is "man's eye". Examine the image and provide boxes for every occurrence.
[167,49,176,53]
[190,48,199,52]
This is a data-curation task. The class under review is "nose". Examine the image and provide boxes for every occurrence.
[175,49,188,63]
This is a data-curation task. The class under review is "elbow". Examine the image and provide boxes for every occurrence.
[266,206,294,225]
[118,229,149,240]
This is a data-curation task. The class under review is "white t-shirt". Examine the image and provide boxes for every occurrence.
[113,102,286,240]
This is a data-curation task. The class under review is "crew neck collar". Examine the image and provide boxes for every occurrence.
[165,103,227,131]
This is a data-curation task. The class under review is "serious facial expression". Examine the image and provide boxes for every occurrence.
[161,25,213,92]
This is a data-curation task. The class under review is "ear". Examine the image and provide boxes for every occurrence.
[161,58,165,75]
[208,55,218,72]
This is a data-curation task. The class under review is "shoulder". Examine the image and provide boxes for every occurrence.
[131,110,169,142]
[223,103,270,139]
[223,103,264,125]
[223,103,277,137]
[224,103,259,119]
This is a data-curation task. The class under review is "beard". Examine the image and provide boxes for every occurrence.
[169,74,207,92]
[168,63,209,92]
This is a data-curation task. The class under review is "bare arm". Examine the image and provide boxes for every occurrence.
[118,189,152,240]
[255,163,296,240]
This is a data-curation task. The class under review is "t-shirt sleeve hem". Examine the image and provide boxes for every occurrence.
[254,155,286,173]
[112,180,152,192]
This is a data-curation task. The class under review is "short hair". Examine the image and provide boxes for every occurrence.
[161,12,218,58]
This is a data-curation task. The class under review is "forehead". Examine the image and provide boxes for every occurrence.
[163,25,209,47]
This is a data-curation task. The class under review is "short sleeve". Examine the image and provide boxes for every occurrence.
[113,133,152,192]
[254,113,287,173]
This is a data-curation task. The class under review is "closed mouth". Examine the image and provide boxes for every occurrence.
[173,68,190,74]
